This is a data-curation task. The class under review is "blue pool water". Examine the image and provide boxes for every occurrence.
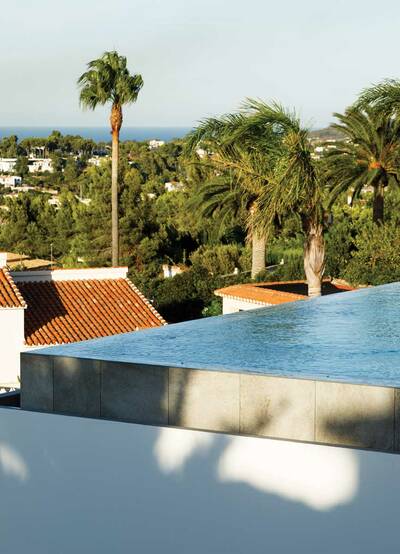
[34,282,400,387]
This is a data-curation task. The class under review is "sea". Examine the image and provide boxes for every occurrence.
[0,126,191,143]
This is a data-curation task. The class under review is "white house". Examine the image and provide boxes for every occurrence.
[47,197,61,207]
[149,139,165,150]
[164,181,185,192]
[162,264,185,279]
[215,280,354,314]
[214,281,306,314]
[196,147,207,158]
[0,255,165,386]
[87,155,109,167]
[28,157,53,173]
[0,175,22,186]
[0,158,17,172]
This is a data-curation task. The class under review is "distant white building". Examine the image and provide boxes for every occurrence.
[162,264,185,279]
[28,158,53,173]
[75,196,91,206]
[0,175,22,187]
[164,181,185,192]
[0,158,17,173]
[196,148,207,159]
[47,197,61,207]
[149,139,165,150]
[87,156,109,167]
[30,146,46,158]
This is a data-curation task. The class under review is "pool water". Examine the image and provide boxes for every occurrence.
[34,282,400,387]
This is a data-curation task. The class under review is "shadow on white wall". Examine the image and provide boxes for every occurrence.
[154,427,358,511]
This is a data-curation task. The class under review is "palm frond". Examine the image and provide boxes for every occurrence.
[78,51,143,110]
[355,79,400,114]
[323,104,400,210]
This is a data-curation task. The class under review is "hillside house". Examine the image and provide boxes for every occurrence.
[164,181,185,192]
[0,158,17,173]
[162,264,186,278]
[0,175,22,186]
[149,139,165,149]
[0,255,165,386]
[28,157,53,173]
[215,280,353,314]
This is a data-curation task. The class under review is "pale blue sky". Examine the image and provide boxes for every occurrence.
[2,0,400,128]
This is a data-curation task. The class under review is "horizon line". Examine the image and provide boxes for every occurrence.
[0,125,193,129]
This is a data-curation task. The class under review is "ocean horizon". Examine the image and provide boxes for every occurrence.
[0,126,192,143]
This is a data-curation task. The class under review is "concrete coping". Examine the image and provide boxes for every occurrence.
[20,352,400,454]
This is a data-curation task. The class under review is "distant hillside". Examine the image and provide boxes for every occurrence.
[309,126,344,141]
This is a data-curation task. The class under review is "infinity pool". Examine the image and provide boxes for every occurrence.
[34,282,400,387]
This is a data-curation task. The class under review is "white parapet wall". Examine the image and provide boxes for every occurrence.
[0,407,399,553]
[12,266,129,283]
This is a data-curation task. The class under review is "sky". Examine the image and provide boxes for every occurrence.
[1,0,400,129]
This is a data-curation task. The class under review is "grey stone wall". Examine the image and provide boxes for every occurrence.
[21,352,399,453]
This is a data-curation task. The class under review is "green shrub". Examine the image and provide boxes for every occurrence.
[190,243,249,276]
[325,216,356,278]
[255,237,304,282]
[344,222,400,285]
[202,298,222,317]
[149,266,247,323]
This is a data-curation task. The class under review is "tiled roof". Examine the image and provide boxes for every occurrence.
[5,252,30,263]
[0,268,26,308]
[16,277,165,346]
[215,282,305,306]
[7,259,53,271]
[215,279,354,306]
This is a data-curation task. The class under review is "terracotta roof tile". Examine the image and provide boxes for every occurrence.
[215,282,305,305]
[215,279,354,306]
[17,277,165,346]
[0,269,26,308]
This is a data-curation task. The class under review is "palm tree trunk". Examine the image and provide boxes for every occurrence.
[249,202,266,279]
[373,182,384,224]
[303,219,325,298]
[251,232,266,279]
[110,104,122,266]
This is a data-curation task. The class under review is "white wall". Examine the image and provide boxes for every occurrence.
[0,159,17,172]
[0,407,399,553]
[222,296,269,314]
[0,309,25,386]
[28,158,53,173]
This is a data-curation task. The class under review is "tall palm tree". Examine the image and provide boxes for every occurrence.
[78,51,143,266]
[185,114,278,278]
[324,106,400,224]
[245,100,326,297]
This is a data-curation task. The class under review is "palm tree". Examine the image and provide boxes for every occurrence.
[188,174,263,275]
[185,114,277,278]
[245,100,326,297]
[78,51,143,266]
[188,177,247,237]
[356,79,400,115]
[324,106,400,224]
